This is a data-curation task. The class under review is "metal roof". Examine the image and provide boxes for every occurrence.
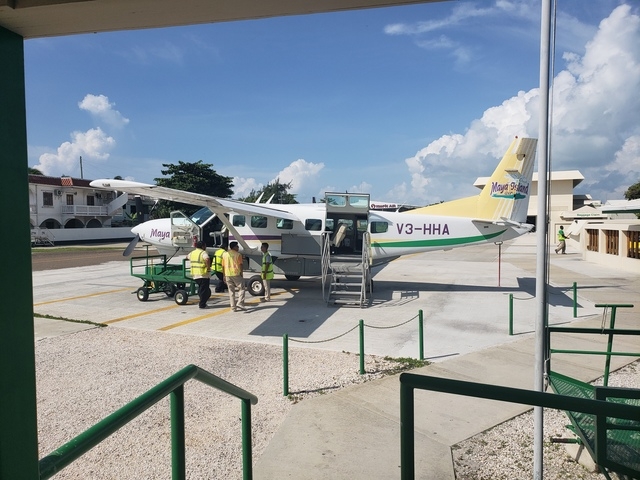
[0,0,445,39]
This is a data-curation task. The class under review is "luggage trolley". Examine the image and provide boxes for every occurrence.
[130,253,197,305]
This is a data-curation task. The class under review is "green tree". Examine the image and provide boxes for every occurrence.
[239,178,298,204]
[624,180,640,200]
[28,167,43,175]
[153,161,234,217]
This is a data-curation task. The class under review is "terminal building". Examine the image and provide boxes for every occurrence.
[475,170,640,272]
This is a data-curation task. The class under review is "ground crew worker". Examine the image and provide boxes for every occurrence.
[260,242,274,302]
[188,241,211,309]
[222,241,245,311]
[212,243,228,293]
[555,225,568,254]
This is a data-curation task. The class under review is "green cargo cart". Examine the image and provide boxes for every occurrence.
[130,254,197,305]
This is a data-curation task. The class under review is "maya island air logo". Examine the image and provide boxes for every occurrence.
[490,172,530,200]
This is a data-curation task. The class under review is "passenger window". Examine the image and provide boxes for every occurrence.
[305,219,322,231]
[356,219,368,232]
[277,218,293,230]
[370,221,388,234]
[325,219,335,231]
[232,215,245,227]
[251,216,268,228]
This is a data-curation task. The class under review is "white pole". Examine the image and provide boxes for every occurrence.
[534,0,553,478]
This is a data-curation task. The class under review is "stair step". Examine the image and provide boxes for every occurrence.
[330,291,362,296]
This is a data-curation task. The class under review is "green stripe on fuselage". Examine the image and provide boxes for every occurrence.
[372,229,507,249]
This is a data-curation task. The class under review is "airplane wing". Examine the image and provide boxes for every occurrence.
[89,179,300,220]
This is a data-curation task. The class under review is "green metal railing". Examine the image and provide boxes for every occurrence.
[547,303,636,386]
[399,374,640,480]
[38,364,258,480]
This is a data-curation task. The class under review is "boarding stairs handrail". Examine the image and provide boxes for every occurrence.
[38,364,258,480]
[321,232,332,302]
[359,232,372,306]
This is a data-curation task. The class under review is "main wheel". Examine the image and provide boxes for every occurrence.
[247,275,265,296]
[136,287,149,302]
[284,274,300,281]
[174,289,189,305]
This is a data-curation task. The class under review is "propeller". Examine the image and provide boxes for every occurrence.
[123,234,140,257]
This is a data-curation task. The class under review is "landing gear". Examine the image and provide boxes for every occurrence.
[247,275,265,297]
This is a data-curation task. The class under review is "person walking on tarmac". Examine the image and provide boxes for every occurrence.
[222,241,246,311]
[188,241,211,309]
[212,242,228,293]
[260,242,274,302]
[555,225,568,254]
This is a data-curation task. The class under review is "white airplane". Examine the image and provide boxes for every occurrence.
[90,136,537,299]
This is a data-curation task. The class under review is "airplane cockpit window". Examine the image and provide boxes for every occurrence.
[251,216,268,228]
[305,219,322,231]
[190,207,214,226]
[349,195,369,208]
[276,218,293,230]
[370,221,388,234]
[232,215,246,227]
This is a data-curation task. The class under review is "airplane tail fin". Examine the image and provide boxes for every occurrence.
[409,137,537,224]
[476,137,537,223]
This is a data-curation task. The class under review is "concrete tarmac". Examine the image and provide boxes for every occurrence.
[32,235,640,478]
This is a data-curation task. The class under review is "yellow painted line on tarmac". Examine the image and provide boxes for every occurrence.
[158,307,231,331]
[34,287,132,306]
[157,289,292,331]
[103,303,188,324]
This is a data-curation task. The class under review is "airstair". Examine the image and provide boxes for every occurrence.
[320,191,373,307]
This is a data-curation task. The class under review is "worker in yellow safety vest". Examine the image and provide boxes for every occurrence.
[212,243,228,293]
[221,241,245,311]
[188,241,211,309]
[260,242,274,302]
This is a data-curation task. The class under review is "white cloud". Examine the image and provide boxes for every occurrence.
[273,159,325,194]
[34,128,116,176]
[393,4,640,204]
[79,94,130,129]
[232,176,262,199]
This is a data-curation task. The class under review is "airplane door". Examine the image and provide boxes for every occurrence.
[170,211,201,248]
[324,192,370,255]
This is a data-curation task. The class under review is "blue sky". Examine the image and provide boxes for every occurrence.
[25,1,639,204]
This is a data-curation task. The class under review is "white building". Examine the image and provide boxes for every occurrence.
[29,175,145,244]
[474,170,640,273]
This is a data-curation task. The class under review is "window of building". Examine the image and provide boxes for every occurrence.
[43,191,53,207]
[87,195,95,206]
[251,216,268,228]
[586,229,599,252]
[232,215,246,227]
[370,221,388,234]
[66,194,74,205]
[628,231,640,260]
[276,218,293,230]
[305,219,323,231]
[604,230,619,255]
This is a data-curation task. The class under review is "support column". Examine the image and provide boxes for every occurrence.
[0,26,40,478]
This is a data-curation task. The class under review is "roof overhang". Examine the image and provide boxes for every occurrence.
[0,0,446,39]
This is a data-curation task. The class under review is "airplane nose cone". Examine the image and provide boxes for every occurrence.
[131,224,143,235]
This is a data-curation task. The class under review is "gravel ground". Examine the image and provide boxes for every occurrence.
[452,361,640,480]
[36,326,401,479]
[37,326,638,479]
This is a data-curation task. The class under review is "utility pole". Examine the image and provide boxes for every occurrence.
[79,155,84,179]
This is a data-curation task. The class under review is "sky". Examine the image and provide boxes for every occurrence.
[24,0,639,205]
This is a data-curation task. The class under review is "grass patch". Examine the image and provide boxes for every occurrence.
[34,313,107,327]
[382,356,429,375]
